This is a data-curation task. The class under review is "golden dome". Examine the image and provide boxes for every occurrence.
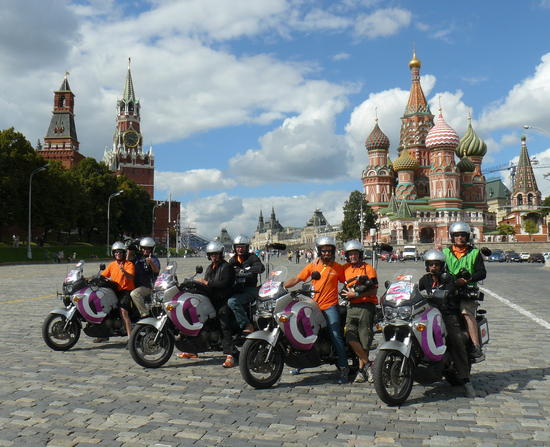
[393,149,419,171]
[409,50,421,69]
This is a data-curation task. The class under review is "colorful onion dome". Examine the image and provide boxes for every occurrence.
[365,121,390,151]
[393,149,419,171]
[457,156,475,173]
[425,111,460,149]
[456,120,487,158]
[409,51,421,69]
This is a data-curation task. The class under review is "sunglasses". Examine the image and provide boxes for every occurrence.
[426,262,442,266]
[114,250,125,254]
[454,232,468,238]
[320,249,333,253]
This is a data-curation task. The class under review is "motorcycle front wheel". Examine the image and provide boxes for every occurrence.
[129,324,174,368]
[373,350,413,406]
[239,339,284,389]
[42,313,81,351]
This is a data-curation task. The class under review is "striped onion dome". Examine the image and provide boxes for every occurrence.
[456,121,487,157]
[365,121,390,151]
[425,111,460,149]
[393,149,419,171]
[457,156,475,172]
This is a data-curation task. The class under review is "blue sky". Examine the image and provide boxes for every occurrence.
[2,0,550,238]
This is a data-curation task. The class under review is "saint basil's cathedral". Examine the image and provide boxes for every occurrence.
[362,52,498,245]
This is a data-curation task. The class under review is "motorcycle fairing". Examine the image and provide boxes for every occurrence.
[415,307,446,361]
[74,287,118,323]
[136,315,167,331]
[378,339,412,358]
[274,294,325,350]
[166,292,216,336]
[48,306,79,324]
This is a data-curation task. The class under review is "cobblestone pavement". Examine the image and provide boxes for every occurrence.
[1,258,549,446]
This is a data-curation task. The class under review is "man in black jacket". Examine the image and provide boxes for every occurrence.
[418,249,475,398]
[228,235,265,334]
[195,240,237,368]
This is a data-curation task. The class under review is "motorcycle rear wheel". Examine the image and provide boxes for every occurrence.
[42,313,81,351]
[129,324,174,368]
[373,350,413,406]
[239,339,284,389]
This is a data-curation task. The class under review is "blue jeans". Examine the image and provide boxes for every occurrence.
[227,287,257,329]
[322,305,347,369]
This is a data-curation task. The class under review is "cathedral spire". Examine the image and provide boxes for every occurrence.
[513,136,540,200]
[123,57,136,102]
[404,50,430,117]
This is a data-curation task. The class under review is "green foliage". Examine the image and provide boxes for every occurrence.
[541,195,550,216]
[0,127,156,244]
[497,224,515,235]
[523,218,539,235]
[337,190,377,242]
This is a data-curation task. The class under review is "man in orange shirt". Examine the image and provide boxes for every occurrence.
[340,240,378,383]
[284,235,348,384]
[100,241,135,342]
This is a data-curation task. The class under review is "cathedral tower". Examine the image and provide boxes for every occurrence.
[104,59,154,199]
[39,73,84,168]
[511,136,541,208]
[399,51,434,198]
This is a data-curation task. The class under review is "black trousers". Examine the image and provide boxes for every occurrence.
[443,313,470,380]
[215,303,238,356]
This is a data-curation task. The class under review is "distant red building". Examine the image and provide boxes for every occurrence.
[38,73,85,168]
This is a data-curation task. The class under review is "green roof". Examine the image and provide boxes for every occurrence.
[485,178,510,201]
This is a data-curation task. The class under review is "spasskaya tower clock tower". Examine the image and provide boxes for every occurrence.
[104,58,154,199]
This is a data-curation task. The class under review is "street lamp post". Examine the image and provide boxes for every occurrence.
[106,190,124,255]
[151,201,166,237]
[27,164,49,259]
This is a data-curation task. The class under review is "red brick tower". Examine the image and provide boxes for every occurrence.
[104,58,154,199]
[39,73,85,168]
[399,51,434,198]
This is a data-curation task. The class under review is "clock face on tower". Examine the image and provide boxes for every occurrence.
[123,130,140,148]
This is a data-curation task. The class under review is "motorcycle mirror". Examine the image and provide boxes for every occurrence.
[195,265,203,274]
[480,247,492,257]
[311,271,321,281]
[384,280,391,289]
[99,263,106,271]
[379,243,393,253]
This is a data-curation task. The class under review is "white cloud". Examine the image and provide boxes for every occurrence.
[228,96,353,184]
[478,52,550,133]
[156,169,237,195]
[354,8,412,39]
[333,52,351,61]
[182,190,350,239]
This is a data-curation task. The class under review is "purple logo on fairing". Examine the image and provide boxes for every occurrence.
[75,288,106,323]
[168,293,203,336]
[419,308,446,361]
[281,301,317,350]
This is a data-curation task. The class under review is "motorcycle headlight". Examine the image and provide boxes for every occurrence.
[397,306,412,320]
[257,298,276,314]
[383,306,398,320]
[153,291,165,303]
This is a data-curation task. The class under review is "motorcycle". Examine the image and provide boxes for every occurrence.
[239,267,358,389]
[128,263,247,368]
[373,273,489,406]
[42,261,139,350]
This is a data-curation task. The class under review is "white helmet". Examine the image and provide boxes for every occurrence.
[206,240,224,259]
[111,241,126,255]
[233,234,250,247]
[449,221,471,242]
[139,237,156,249]
[315,235,336,257]
[424,249,446,272]
[343,240,363,262]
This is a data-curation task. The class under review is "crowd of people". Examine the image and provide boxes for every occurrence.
[98,221,485,395]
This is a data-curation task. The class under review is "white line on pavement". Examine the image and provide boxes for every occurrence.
[481,286,550,330]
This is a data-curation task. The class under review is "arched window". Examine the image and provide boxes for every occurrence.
[120,103,125,114]
[58,95,65,108]
[517,194,523,206]
[527,193,533,205]
[128,102,134,114]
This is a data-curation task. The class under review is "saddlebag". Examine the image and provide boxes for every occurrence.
[477,316,489,346]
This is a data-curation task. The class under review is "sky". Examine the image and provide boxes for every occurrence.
[2,0,550,239]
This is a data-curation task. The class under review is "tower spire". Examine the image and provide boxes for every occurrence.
[513,136,540,198]
[123,57,136,102]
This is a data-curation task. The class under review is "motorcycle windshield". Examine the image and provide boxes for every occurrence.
[64,261,84,284]
[258,266,288,300]
[154,262,177,290]
[383,272,421,307]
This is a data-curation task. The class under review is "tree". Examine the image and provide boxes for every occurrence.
[541,195,550,217]
[496,224,515,235]
[524,217,539,240]
[337,190,377,243]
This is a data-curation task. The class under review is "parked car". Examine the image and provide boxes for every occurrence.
[488,249,505,262]
[505,251,521,262]
[402,245,418,261]
[519,252,530,262]
[528,253,545,263]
